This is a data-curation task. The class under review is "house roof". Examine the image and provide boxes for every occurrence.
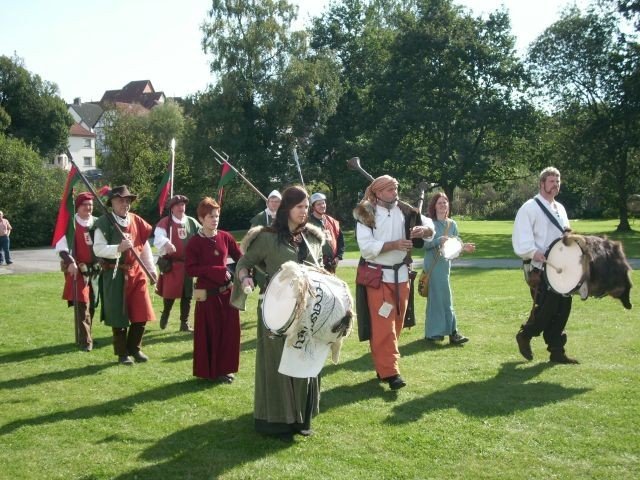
[69,102,103,128]
[100,80,165,109]
[70,123,96,137]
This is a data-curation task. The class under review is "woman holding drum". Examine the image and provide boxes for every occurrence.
[231,186,326,440]
[185,197,243,383]
[423,192,475,344]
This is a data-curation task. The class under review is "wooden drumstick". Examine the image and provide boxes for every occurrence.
[545,260,563,274]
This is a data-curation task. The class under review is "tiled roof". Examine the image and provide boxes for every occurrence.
[69,102,103,128]
[70,123,96,137]
[100,80,160,106]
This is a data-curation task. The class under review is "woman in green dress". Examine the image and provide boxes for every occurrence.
[232,186,326,440]
[423,192,475,345]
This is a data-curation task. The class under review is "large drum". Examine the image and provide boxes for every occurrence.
[543,237,584,295]
[261,261,353,378]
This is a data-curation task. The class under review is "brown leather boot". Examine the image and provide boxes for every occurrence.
[549,349,579,364]
[516,329,533,361]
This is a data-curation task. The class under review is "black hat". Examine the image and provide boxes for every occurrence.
[107,185,137,206]
[166,194,189,211]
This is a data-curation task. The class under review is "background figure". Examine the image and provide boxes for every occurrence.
[307,192,344,273]
[54,192,100,351]
[232,186,325,440]
[250,190,281,227]
[353,175,434,391]
[0,210,13,265]
[513,167,578,364]
[154,194,201,332]
[185,197,242,383]
[423,192,475,345]
[93,185,157,365]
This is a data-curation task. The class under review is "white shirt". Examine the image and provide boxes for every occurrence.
[93,213,155,273]
[153,214,186,254]
[357,204,434,283]
[512,193,570,268]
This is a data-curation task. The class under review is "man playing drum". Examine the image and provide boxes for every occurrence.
[512,167,578,364]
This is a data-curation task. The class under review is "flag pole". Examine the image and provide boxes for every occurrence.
[209,147,268,202]
[170,138,175,198]
[292,146,305,189]
[65,149,156,284]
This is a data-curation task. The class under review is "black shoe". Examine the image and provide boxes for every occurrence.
[516,330,533,361]
[217,374,234,384]
[159,312,169,330]
[296,429,314,437]
[387,375,407,391]
[118,355,134,365]
[180,321,193,332]
[549,351,579,364]
[132,351,149,363]
[81,344,93,352]
[449,333,469,345]
[426,336,444,342]
[6,261,13,265]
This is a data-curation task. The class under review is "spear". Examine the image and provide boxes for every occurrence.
[292,146,305,189]
[170,138,175,198]
[65,149,156,284]
[209,147,268,202]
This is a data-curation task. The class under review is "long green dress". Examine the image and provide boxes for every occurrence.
[232,225,324,435]
[423,219,461,339]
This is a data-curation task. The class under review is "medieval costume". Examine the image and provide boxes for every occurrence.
[185,229,242,381]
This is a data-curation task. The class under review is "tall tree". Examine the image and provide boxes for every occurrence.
[528,6,640,231]
[0,55,73,157]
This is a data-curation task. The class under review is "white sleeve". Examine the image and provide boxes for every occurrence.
[153,226,171,254]
[421,215,435,241]
[140,241,155,273]
[512,205,537,260]
[356,222,384,260]
[93,227,121,259]
[54,236,69,254]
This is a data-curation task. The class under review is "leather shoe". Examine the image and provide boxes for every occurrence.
[118,355,134,365]
[159,311,169,330]
[387,375,407,390]
[449,333,469,345]
[549,351,579,364]
[296,429,314,437]
[516,330,533,361]
[180,321,193,332]
[426,336,444,342]
[132,351,149,363]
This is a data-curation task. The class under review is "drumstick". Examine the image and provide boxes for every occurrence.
[545,260,563,274]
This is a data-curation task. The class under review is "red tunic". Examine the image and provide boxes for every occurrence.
[154,216,198,299]
[62,221,95,304]
[185,231,242,379]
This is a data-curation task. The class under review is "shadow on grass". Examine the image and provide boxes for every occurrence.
[0,378,217,436]
[384,361,591,423]
[0,335,113,364]
[0,363,113,391]
[108,413,296,480]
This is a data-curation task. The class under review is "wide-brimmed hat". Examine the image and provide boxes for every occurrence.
[74,191,94,208]
[166,194,189,211]
[107,185,137,206]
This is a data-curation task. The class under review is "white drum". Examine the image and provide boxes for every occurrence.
[543,237,584,295]
[261,261,353,378]
[441,237,463,260]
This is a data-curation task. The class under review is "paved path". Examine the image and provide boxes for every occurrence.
[1,247,638,275]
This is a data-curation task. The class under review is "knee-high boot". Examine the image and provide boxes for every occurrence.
[160,298,175,330]
[179,297,193,332]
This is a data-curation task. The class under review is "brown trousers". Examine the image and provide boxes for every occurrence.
[366,281,410,379]
[112,323,146,356]
[74,302,93,347]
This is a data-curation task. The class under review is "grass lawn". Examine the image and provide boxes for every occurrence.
[1,266,638,479]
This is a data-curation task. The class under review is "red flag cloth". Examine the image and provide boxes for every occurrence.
[51,166,82,247]
[152,163,172,215]
[217,161,235,205]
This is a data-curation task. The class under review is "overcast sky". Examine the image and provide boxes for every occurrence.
[0,0,591,104]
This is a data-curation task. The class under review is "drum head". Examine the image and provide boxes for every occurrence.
[544,238,584,295]
[261,270,297,334]
[441,238,463,260]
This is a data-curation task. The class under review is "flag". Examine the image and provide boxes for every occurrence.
[151,161,172,215]
[51,166,82,247]
[217,161,236,205]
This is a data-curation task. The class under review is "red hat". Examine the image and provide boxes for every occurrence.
[75,192,94,208]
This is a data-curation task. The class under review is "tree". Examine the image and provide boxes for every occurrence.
[528,6,640,231]
[0,54,73,157]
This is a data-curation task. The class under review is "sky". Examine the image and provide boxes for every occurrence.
[0,0,590,104]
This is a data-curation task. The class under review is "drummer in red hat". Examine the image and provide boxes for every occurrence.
[93,185,157,365]
[54,191,100,351]
[153,194,201,332]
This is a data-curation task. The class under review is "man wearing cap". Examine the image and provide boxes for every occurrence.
[93,185,157,365]
[353,175,434,390]
[308,192,344,273]
[250,190,281,227]
[153,194,201,332]
[0,210,12,265]
[54,192,100,351]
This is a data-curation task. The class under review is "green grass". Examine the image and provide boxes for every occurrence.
[1,268,638,479]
